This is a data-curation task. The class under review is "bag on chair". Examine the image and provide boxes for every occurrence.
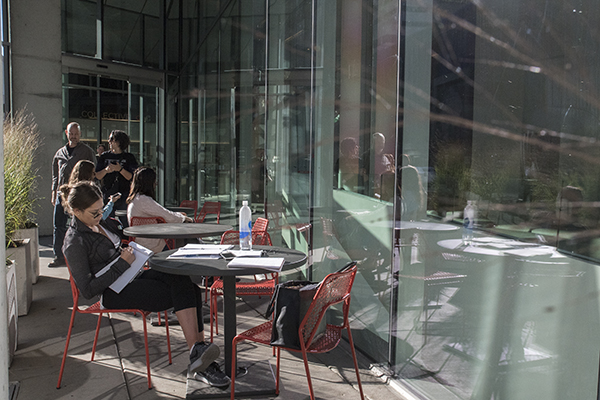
[265,280,322,350]
[266,263,357,350]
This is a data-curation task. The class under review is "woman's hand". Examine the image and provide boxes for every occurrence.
[120,246,136,264]
[109,193,122,203]
[106,162,122,173]
[184,216,194,223]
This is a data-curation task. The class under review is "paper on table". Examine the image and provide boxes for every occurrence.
[227,250,264,258]
[227,257,285,272]
[96,242,153,293]
[167,244,234,259]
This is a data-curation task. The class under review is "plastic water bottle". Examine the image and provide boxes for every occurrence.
[239,200,252,250]
[462,200,475,245]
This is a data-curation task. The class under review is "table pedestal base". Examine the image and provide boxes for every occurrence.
[186,360,277,399]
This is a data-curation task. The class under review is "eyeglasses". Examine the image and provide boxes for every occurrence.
[108,136,115,142]
[87,209,103,219]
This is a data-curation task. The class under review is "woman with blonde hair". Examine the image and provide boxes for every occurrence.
[68,160,120,220]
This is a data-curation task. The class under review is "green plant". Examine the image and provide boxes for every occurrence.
[4,109,41,246]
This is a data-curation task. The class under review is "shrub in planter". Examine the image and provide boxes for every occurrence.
[4,110,41,316]
[4,109,41,247]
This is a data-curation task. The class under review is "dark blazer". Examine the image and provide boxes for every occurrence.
[63,216,130,299]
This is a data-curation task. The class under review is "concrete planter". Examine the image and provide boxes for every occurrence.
[6,260,18,366]
[14,226,40,284]
[7,238,32,316]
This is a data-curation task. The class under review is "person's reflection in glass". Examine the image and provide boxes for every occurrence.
[396,165,426,221]
[337,137,365,192]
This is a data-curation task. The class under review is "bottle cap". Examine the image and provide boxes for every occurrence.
[242,200,248,206]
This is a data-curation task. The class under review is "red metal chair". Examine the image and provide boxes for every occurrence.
[252,217,269,232]
[196,201,221,223]
[129,216,175,250]
[179,200,198,220]
[210,230,274,340]
[230,262,363,400]
[57,260,172,390]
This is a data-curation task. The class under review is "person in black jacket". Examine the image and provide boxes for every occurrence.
[60,181,230,388]
[95,130,138,214]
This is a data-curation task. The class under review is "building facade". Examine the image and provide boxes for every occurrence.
[7,0,600,398]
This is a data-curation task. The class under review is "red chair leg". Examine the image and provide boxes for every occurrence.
[57,307,77,389]
[90,312,104,361]
[301,350,316,400]
[346,326,365,400]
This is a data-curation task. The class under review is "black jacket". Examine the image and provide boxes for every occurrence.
[63,216,130,300]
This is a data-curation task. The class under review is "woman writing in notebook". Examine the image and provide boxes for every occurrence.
[61,181,229,387]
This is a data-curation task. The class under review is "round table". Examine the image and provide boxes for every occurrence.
[124,222,233,248]
[124,222,232,238]
[149,246,307,380]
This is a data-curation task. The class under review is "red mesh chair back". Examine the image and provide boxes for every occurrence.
[196,201,221,223]
[179,200,198,220]
[129,216,175,249]
[219,230,272,246]
[252,217,269,232]
[229,262,364,400]
[57,260,171,390]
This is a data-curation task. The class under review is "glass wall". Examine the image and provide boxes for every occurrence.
[61,0,600,398]
[174,0,600,398]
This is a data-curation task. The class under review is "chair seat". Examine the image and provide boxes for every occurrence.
[81,301,151,317]
[236,321,344,354]
[210,277,276,297]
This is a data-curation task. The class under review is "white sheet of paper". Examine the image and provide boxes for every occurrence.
[167,244,233,259]
[227,257,285,272]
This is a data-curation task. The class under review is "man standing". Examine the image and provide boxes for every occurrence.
[49,122,96,267]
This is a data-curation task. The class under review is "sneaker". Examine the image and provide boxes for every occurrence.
[48,257,65,268]
[189,341,220,374]
[194,362,230,388]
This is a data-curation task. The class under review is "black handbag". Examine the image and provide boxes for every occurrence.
[265,280,321,350]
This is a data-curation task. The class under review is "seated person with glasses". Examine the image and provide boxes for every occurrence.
[61,181,230,388]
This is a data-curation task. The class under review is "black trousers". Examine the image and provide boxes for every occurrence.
[102,269,204,332]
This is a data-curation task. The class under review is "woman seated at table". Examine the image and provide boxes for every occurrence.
[127,167,193,253]
[61,181,230,388]
[68,159,120,220]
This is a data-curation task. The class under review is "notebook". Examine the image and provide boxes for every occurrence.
[96,242,153,293]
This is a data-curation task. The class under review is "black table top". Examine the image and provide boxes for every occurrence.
[149,245,307,277]
[123,222,233,239]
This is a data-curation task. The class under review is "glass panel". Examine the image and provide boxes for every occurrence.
[390,0,600,398]
[63,73,99,147]
[129,83,159,169]
[103,0,161,66]
[62,0,97,56]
